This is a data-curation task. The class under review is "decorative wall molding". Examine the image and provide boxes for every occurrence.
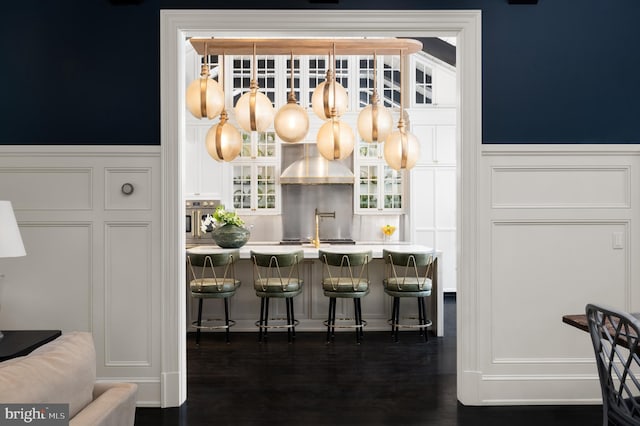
[474,145,640,404]
[0,146,162,407]
[491,166,630,209]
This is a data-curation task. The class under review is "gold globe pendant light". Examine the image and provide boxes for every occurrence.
[274,53,309,143]
[234,45,275,133]
[357,52,393,143]
[206,54,242,162]
[317,118,355,160]
[186,42,225,119]
[317,45,355,161]
[311,51,348,120]
[384,51,420,171]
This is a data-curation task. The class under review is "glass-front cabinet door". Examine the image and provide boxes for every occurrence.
[231,131,279,213]
[355,141,404,213]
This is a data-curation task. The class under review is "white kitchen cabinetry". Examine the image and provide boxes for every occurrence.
[355,141,405,214]
[231,131,280,214]
[408,107,457,292]
[183,122,231,200]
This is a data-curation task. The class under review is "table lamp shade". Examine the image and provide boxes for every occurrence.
[0,201,26,258]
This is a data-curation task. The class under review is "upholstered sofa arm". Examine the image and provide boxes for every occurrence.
[69,382,137,426]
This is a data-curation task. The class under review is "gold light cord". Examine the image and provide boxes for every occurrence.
[322,51,332,119]
[399,49,408,169]
[199,42,209,117]
[215,53,226,160]
[288,51,297,103]
[249,44,257,131]
[371,51,379,141]
[332,43,340,160]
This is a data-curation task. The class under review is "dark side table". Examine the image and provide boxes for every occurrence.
[0,330,61,362]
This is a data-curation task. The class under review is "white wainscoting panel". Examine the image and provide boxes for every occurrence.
[492,166,629,209]
[0,168,92,210]
[473,145,640,404]
[0,223,92,332]
[491,221,628,363]
[0,146,161,407]
[104,223,153,366]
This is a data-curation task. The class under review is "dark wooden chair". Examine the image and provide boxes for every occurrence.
[586,303,640,426]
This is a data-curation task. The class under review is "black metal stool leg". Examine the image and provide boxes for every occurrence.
[258,297,265,342]
[359,298,365,340]
[290,298,296,340]
[264,297,270,342]
[394,297,400,343]
[224,298,230,343]
[196,298,204,345]
[390,297,397,340]
[326,297,334,343]
[417,297,424,337]
[357,298,364,341]
[421,297,429,342]
[354,299,360,343]
[286,297,292,343]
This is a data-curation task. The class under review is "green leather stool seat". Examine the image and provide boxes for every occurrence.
[322,277,369,297]
[382,277,432,298]
[251,250,304,343]
[254,278,303,297]
[319,250,372,343]
[187,249,241,344]
[191,278,241,298]
[383,249,434,342]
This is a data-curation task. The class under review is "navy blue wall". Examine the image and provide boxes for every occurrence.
[1,0,638,144]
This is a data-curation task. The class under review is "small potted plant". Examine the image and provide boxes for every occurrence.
[201,205,250,248]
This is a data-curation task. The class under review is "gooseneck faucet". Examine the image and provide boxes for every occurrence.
[312,208,336,248]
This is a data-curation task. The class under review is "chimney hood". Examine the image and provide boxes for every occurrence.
[280,144,354,185]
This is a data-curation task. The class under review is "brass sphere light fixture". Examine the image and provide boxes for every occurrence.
[206,53,243,162]
[384,50,420,171]
[317,44,355,160]
[274,52,309,143]
[357,51,393,143]
[186,42,225,119]
[311,51,348,120]
[234,44,275,133]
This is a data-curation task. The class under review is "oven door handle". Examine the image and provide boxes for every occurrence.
[195,210,201,238]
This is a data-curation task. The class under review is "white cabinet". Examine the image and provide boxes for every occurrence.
[231,130,280,214]
[355,140,405,213]
[408,106,457,292]
[183,122,230,200]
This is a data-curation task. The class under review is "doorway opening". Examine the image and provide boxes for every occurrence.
[160,9,481,407]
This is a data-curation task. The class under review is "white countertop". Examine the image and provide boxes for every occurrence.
[186,243,437,259]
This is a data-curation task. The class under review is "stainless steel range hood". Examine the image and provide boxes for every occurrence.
[280,144,354,185]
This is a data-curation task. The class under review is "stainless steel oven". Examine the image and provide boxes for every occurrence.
[186,199,219,245]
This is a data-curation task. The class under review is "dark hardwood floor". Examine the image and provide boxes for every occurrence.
[135,294,601,425]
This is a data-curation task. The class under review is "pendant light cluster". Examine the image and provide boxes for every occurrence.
[186,38,422,170]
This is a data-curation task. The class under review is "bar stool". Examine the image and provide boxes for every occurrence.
[186,249,241,345]
[382,249,434,342]
[319,249,372,344]
[251,250,304,343]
